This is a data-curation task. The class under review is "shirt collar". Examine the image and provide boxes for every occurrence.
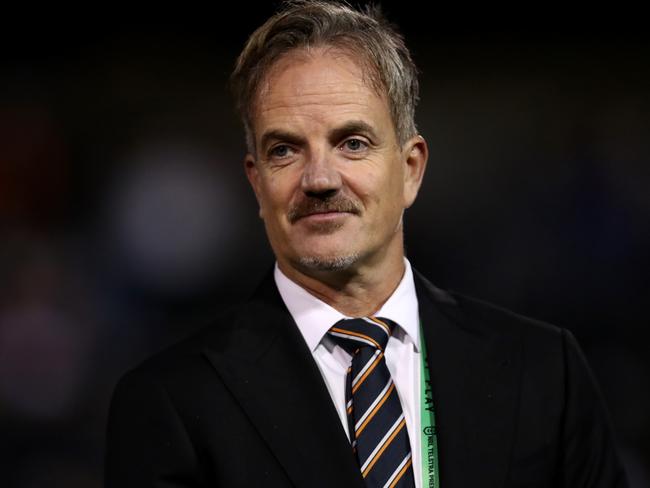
[274,259,420,352]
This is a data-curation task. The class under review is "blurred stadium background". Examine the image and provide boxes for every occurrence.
[1,2,648,486]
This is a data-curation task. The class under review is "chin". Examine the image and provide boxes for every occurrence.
[297,252,361,272]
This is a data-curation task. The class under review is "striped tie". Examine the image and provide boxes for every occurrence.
[328,317,415,488]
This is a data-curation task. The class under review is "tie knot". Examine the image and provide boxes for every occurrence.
[327,317,395,354]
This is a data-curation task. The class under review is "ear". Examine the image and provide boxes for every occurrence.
[402,135,428,208]
[244,153,265,219]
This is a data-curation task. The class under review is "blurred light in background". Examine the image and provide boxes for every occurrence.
[0,238,97,419]
[105,142,242,294]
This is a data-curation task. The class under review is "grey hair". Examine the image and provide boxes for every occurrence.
[230,0,420,152]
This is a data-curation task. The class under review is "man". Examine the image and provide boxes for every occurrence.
[105,1,627,487]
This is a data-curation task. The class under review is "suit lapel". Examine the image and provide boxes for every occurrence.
[415,271,520,488]
[202,273,365,488]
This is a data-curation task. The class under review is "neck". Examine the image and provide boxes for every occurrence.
[277,252,406,317]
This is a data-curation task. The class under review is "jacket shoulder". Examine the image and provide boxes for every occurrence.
[117,303,243,390]
[415,269,563,341]
[452,291,562,337]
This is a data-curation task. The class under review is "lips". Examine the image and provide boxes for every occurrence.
[299,210,350,220]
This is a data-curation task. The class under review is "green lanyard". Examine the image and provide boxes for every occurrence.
[419,323,440,488]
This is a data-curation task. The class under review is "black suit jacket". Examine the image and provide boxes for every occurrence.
[105,270,627,487]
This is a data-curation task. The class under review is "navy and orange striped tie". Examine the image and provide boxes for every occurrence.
[328,317,415,488]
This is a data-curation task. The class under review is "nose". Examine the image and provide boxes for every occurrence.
[300,148,342,198]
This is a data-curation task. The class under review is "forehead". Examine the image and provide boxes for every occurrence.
[252,48,392,137]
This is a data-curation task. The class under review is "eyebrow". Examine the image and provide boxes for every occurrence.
[259,120,379,153]
[259,130,306,153]
[328,120,379,144]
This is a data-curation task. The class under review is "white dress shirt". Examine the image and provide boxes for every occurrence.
[274,259,424,487]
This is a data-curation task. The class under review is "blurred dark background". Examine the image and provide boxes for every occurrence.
[1,2,648,486]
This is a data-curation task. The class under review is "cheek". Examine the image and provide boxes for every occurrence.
[259,172,299,212]
[365,167,404,202]
[387,166,407,206]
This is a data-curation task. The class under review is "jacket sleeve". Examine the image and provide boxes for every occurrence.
[104,369,205,487]
[560,329,628,488]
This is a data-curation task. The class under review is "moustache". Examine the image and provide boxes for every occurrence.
[288,196,362,224]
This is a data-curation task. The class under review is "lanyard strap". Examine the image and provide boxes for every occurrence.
[420,323,440,488]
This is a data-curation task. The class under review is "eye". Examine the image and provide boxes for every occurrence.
[341,138,368,152]
[268,144,294,159]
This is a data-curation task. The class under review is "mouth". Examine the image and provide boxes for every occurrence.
[291,210,354,233]
[297,210,352,222]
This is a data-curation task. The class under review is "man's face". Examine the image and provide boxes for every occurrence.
[245,48,426,276]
